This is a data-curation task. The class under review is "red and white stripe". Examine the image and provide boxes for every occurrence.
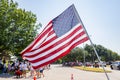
[21,21,88,69]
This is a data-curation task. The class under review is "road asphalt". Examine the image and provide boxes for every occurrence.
[0,64,119,80]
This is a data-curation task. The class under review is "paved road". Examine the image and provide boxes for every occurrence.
[0,64,119,80]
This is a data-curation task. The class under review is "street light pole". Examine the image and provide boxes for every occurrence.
[83,43,86,67]
[84,50,86,67]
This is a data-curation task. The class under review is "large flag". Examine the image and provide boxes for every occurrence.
[21,4,89,69]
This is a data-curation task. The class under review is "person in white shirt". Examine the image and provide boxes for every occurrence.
[22,61,28,78]
[29,63,34,77]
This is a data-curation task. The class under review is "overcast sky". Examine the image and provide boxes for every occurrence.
[13,0,120,55]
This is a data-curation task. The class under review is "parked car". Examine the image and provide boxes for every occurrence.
[93,62,99,68]
[110,61,120,70]
[85,62,92,67]
[93,61,106,68]
[99,62,107,67]
[62,62,83,67]
[77,62,83,66]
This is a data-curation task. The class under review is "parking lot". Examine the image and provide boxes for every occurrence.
[0,64,119,80]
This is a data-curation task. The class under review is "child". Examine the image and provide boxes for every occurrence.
[40,67,44,78]
[15,67,22,78]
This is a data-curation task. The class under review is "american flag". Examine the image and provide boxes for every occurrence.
[21,4,89,69]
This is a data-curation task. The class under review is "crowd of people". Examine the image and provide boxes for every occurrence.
[0,58,50,79]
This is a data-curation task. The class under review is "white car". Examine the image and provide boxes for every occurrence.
[99,62,107,67]
[110,61,120,70]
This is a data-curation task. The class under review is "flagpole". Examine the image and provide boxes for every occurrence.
[72,4,110,80]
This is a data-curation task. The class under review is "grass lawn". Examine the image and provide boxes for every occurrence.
[73,66,111,73]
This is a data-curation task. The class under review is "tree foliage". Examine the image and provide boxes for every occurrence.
[0,0,40,59]
[84,44,120,62]
[62,47,88,63]
[61,44,120,63]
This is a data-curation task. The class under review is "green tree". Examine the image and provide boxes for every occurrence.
[84,44,120,62]
[61,47,88,63]
[0,0,40,59]
[84,44,95,62]
[61,44,120,64]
